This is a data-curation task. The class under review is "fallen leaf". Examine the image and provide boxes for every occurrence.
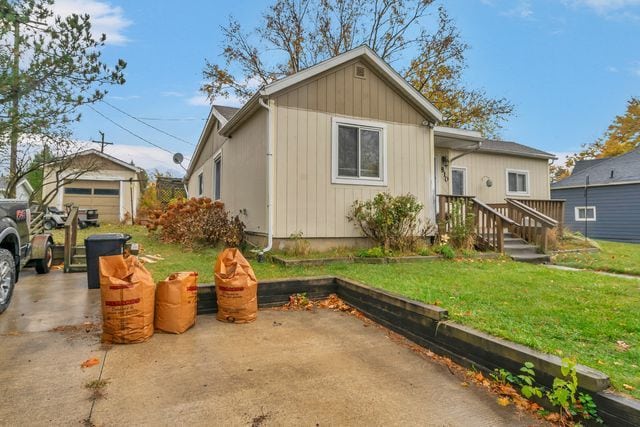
[460,381,469,387]
[623,384,635,391]
[616,340,631,352]
[81,358,100,369]
[497,397,510,406]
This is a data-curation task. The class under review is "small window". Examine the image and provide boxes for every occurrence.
[506,170,529,195]
[94,188,119,196]
[451,167,466,196]
[214,155,222,200]
[64,187,91,195]
[575,206,596,222]
[198,173,204,196]
[332,118,386,186]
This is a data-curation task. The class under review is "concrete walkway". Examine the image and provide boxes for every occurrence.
[547,264,640,280]
[0,270,546,426]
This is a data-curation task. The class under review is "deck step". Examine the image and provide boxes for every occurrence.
[74,246,86,256]
[71,254,86,265]
[509,253,551,264]
[503,243,539,255]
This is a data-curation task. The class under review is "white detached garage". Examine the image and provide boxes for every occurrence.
[43,149,143,224]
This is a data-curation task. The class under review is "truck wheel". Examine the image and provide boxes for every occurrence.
[78,221,88,230]
[35,241,53,275]
[0,249,16,314]
[43,220,55,231]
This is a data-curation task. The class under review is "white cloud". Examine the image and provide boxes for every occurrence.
[567,0,640,11]
[503,1,534,19]
[187,94,210,107]
[187,92,245,108]
[51,0,132,45]
[102,144,187,176]
[161,91,185,98]
[109,95,141,100]
[607,66,619,72]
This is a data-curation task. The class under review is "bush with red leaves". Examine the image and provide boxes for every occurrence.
[147,198,245,248]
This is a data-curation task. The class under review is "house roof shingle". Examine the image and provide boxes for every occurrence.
[212,105,240,121]
[551,147,640,188]
[571,158,607,174]
[479,139,556,160]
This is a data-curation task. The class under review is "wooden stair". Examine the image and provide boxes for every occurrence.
[502,233,550,264]
[68,245,87,273]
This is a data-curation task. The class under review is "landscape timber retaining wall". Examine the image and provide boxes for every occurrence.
[197,276,639,426]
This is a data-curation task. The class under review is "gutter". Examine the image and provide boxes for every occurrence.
[257,97,274,259]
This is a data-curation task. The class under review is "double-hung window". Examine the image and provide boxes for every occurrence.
[575,206,596,222]
[506,169,529,195]
[332,117,386,186]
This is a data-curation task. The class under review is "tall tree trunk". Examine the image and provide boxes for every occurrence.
[8,19,20,199]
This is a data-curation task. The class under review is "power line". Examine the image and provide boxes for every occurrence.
[136,117,205,122]
[101,99,195,146]
[88,106,176,156]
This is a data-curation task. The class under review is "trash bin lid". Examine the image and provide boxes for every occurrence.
[85,233,131,242]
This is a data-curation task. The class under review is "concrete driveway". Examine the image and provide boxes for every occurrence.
[0,270,546,426]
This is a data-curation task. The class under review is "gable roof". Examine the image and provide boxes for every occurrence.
[571,158,606,174]
[552,147,640,188]
[478,139,556,160]
[72,149,143,173]
[213,105,239,122]
[219,45,443,136]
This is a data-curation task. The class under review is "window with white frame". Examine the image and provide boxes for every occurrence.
[214,154,222,200]
[506,169,529,195]
[332,117,386,186]
[575,206,596,221]
[197,172,204,196]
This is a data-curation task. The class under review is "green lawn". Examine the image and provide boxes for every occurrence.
[555,239,640,276]
[53,225,640,399]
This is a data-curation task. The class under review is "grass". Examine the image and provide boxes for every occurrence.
[54,225,640,399]
[554,239,640,276]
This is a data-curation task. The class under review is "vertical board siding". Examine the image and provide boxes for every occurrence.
[448,151,551,203]
[218,109,268,233]
[273,61,432,238]
[551,184,640,242]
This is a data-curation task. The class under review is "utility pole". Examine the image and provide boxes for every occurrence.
[91,131,113,153]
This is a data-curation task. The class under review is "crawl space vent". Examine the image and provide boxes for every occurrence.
[354,65,367,79]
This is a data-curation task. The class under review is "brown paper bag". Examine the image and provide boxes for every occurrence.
[214,248,257,323]
[99,255,156,343]
[155,272,198,334]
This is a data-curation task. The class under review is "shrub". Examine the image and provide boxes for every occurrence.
[137,183,161,223]
[147,197,245,248]
[434,243,455,259]
[347,193,424,252]
[444,199,476,250]
[357,246,388,258]
[286,231,311,257]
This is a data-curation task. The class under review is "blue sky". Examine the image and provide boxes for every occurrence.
[59,0,640,174]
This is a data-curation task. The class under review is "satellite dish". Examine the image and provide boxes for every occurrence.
[173,152,184,165]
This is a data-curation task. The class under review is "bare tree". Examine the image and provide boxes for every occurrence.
[202,0,514,137]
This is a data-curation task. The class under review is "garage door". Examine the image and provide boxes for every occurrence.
[63,180,120,223]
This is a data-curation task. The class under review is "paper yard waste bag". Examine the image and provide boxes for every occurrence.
[155,272,198,334]
[99,254,156,344]
[214,248,257,323]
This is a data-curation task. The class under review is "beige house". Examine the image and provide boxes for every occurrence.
[186,46,555,250]
[43,149,143,223]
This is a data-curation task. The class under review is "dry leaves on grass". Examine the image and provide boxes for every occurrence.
[616,340,631,352]
[623,384,636,391]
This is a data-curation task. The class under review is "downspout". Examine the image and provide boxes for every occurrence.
[257,97,273,260]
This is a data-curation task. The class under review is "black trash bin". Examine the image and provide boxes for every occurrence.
[85,233,132,289]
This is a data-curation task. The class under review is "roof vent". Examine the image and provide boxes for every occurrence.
[354,64,367,79]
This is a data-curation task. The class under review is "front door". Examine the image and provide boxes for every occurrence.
[451,167,466,196]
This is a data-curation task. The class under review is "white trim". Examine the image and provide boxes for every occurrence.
[211,107,230,126]
[574,206,596,222]
[506,169,530,196]
[213,149,222,201]
[552,180,640,190]
[331,116,387,187]
[119,181,125,221]
[262,46,442,122]
[75,149,142,172]
[434,126,482,142]
[451,166,467,196]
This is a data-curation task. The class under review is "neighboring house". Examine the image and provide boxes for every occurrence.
[551,148,640,242]
[187,45,555,250]
[0,177,34,201]
[43,149,143,224]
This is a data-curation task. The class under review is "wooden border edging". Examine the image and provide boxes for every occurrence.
[270,252,500,267]
[197,276,638,426]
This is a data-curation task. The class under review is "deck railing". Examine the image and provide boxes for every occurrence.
[438,195,515,253]
[510,199,565,236]
[63,206,79,273]
[504,199,558,253]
